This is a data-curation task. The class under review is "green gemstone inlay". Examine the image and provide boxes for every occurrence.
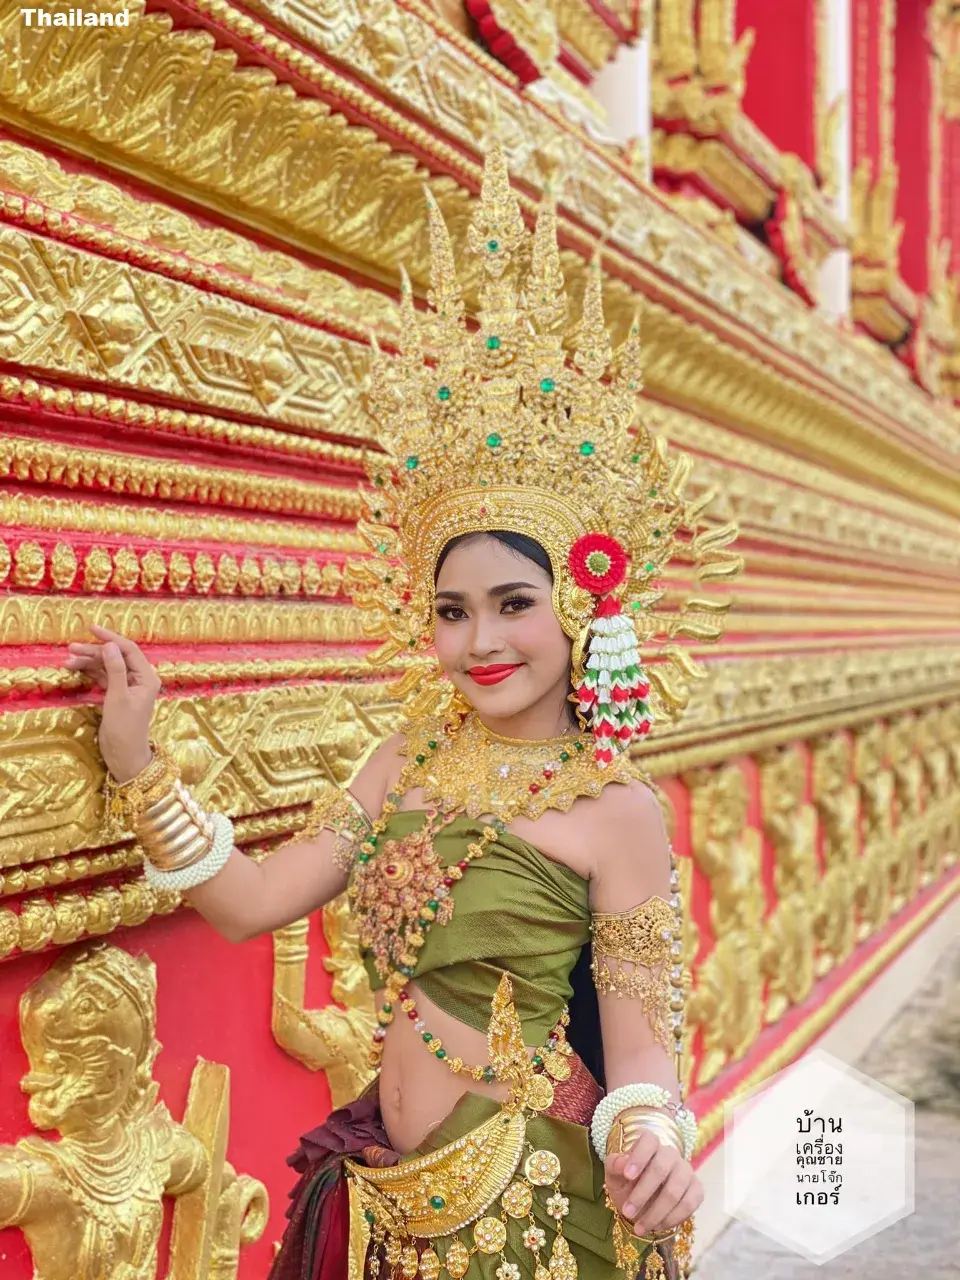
[415,753,425,764]
[486,432,502,448]
[487,239,499,252]
[579,441,595,456]
[486,336,501,350]
[540,377,555,393]
[645,562,655,573]
[437,386,451,401]
[429,1196,446,1210]
[405,455,419,470]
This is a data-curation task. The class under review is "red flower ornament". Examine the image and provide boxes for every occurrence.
[568,533,628,596]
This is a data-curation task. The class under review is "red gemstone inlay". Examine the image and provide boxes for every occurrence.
[529,783,540,794]
[543,769,553,779]
[458,860,469,870]
[443,877,454,887]
[385,863,397,875]
[408,1010,418,1020]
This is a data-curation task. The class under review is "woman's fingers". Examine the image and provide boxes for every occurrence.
[633,1169,691,1234]
[89,625,156,684]
[620,1144,675,1220]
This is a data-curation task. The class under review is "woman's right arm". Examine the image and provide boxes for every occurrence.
[64,623,402,944]
[183,735,399,942]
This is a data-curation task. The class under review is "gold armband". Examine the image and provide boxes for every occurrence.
[590,896,675,1053]
[295,787,373,873]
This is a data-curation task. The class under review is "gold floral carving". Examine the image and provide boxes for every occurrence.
[272,905,377,1108]
[758,746,817,1024]
[0,943,267,1280]
[0,224,377,439]
[683,764,765,1086]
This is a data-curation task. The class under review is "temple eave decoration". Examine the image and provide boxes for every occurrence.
[2,0,960,1276]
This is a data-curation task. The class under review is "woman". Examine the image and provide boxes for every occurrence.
[64,148,738,1280]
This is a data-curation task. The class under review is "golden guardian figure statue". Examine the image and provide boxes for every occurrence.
[64,145,741,1280]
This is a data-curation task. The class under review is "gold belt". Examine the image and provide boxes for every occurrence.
[345,1106,526,1239]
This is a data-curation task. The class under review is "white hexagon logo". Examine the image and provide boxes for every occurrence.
[723,1047,915,1263]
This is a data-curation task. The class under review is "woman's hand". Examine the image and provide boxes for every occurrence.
[64,624,161,782]
[604,1128,703,1237]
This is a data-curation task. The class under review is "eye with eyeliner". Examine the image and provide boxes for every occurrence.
[435,593,536,621]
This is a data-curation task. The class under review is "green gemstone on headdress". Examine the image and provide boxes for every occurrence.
[405,455,419,470]
[653,529,662,538]
[487,239,499,251]
[486,336,500,350]
[377,542,387,553]
[429,1195,446,1210]
[486,433,502,448]
[540,377,555,393]
[631,601,641,610]
[437,386,451,401]
[645,562,655,573]
[649,486,658,496]
[631,454,640,464]
[579,441,595,456]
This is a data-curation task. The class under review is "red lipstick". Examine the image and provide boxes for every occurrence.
[467,663,523,686]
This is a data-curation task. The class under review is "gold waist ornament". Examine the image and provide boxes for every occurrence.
[344,976,581,1280]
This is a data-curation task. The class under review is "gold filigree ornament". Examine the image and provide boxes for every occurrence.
[349,145,742,745]
[345,975,581,1279]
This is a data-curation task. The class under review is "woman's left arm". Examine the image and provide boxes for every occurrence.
[589,779,704,1241]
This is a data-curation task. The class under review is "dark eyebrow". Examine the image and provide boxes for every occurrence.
[435,581,540,602]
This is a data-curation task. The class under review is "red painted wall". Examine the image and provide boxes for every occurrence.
[738,0,818,164]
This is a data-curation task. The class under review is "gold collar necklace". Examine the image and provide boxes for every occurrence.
[402,710,630,822]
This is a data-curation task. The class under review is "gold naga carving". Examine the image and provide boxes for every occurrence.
[0,943,267,1280]
[917,707,954,888]
[852,723,895,941]
[758,745,817,1025]
[810,733,859,978]
[652,0,754,125]
[684,764,765,1087]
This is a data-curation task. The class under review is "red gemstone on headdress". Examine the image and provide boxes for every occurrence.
[543,769,553,779]
[529,784,540,794]
[443,877,454,887]
[408,1009,418,1020]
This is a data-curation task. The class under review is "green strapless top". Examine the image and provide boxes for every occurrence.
[358,810,590,1044]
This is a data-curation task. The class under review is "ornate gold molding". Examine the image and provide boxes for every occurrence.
[0,489,362,553]
[2,0,958,513]
[0,224,376,440]
[0,943,267,1279]
[0,139,401,340]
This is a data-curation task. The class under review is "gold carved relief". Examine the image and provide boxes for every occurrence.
[758,746,817,1024]
[852,723,895,940]
[0,943,267,1279]
[0,224,376,439]
[888,715,923,913]
[684,764,765,1086]
[810,734,859,978]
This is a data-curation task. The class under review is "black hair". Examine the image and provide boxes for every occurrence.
[434,529,553,582]
[434,528,607,1090]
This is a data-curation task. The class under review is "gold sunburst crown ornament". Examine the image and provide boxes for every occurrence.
[350,146,742,761]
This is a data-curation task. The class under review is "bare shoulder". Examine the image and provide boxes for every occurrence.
[587,776,672,908]
[348,730,406,818]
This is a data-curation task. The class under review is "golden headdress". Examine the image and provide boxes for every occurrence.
[349,146,742,760]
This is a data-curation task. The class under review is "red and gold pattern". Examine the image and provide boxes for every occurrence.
[1,1,960,1277]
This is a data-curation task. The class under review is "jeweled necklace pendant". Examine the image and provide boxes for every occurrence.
[404,712,627,821]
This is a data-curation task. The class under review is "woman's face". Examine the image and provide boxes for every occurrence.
[433,535,574,728]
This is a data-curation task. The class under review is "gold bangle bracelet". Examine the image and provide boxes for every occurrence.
[609,1115,683,1157]
[136,787,216,872]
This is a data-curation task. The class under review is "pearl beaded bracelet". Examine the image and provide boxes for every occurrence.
[591,1083,699,1162]
[142,811,236,893]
